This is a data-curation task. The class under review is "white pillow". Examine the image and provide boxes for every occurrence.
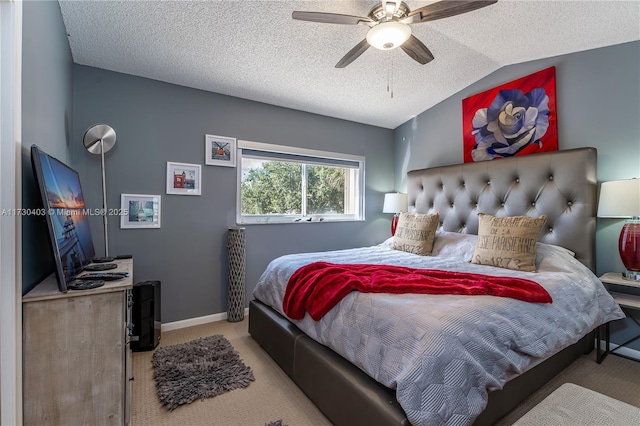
[431,231,478,259]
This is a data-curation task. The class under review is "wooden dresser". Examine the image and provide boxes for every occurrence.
[22,259,133,425]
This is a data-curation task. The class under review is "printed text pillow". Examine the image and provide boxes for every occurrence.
[391,212,440,256]
[471,213,547,272]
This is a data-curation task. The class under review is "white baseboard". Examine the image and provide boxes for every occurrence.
[598,339,640,361]
[161,307,250,332]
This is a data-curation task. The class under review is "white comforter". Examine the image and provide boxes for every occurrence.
[253,232,624,425]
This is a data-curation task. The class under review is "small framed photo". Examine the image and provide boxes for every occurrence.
[205,134,236,167]
[120,194,161,229]
[166,162,201,195]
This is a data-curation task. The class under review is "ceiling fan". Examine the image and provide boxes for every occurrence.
[292,1,497,68]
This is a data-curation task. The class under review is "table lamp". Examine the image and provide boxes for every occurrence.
[383,192,407,236]
[597,178,640,281]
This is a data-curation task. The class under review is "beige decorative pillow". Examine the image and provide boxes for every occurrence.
[391,212,440,256]
[471,213,547,272]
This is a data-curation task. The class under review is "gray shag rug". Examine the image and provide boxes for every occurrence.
[152,334,255,410]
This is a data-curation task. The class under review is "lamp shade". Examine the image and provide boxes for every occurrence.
[366,21,412,50]
[383,193,408,214]
[597,179,640,218]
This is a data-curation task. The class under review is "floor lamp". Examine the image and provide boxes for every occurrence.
[83,124,117,258]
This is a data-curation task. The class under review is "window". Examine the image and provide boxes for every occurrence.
[237,140,365,224]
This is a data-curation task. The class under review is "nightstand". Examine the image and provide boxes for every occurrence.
[596,272,640,364]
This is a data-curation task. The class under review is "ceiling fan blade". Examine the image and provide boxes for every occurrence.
[335,39,370,68]
[400,35,435,65]
[403,1,497,24]
[292,11,372,25]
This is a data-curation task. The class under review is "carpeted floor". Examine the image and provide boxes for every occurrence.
[132,318,331,426]
[132,318,640,426]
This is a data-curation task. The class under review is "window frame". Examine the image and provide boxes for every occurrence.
[236,140,365,225]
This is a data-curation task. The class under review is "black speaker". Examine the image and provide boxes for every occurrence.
[131,280,161,351]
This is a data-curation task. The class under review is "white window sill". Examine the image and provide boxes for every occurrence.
[237,217,365,225]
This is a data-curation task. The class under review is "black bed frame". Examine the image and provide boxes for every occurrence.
[250,300,592,425]
[249,148,598,425]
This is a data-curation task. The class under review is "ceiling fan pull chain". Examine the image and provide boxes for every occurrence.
[386,51,394,98]
[391,53,394,99]
[387,51,391,94]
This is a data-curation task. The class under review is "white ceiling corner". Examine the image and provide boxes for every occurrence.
[58,0,640,129]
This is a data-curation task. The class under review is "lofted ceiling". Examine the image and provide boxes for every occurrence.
[58,1,640,129]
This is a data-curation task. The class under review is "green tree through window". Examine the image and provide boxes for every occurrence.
[241,161,302,215]
[241,161,346,216]
[307,165,345,214]
[237,141,364,224]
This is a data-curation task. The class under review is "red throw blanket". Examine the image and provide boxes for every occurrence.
[283,262,552,321]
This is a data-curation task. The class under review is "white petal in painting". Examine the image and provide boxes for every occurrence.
[537,94,550,115]
[498,110,517,128]
[503,125,534,140]
[472,143,493,161]
[532,94,550,141]
[499,106,526,135]
[506,128,536,154]
[523,107,539,129]
[534,111,550,141]
[472,108,489,129]
[504,103,514,115]
[487,120,507,144]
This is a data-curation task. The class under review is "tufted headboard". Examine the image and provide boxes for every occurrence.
[407,148,597,271]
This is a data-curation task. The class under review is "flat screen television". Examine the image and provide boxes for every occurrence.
[31,145,96,292]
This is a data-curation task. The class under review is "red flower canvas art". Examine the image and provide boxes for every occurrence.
[462,67,558,163]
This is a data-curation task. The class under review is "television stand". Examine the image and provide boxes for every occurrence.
[22,258,133,425]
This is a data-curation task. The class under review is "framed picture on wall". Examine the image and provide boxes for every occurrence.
[205,134,236,167]
[120,194,161,229]
[166,161,201,195]
[462,66,558,163]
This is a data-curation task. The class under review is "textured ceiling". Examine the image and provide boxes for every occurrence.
[58,1,640,129]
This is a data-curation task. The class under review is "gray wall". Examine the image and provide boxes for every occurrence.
[394,41,640,350]
[71,65,394,323]
[21,1,74,294]
[21,1,639,352]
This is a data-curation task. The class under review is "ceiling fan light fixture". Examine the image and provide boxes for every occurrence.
[366,21,411,50]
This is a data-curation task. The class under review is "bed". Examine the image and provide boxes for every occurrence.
[248,147,624,425]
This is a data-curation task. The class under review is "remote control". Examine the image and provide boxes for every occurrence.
[84,263,118,271]
[115,254,133,259]
[77,272,129,281]
[68,280,105,290]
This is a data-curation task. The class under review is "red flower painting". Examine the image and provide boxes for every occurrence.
[462,67,558,163]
